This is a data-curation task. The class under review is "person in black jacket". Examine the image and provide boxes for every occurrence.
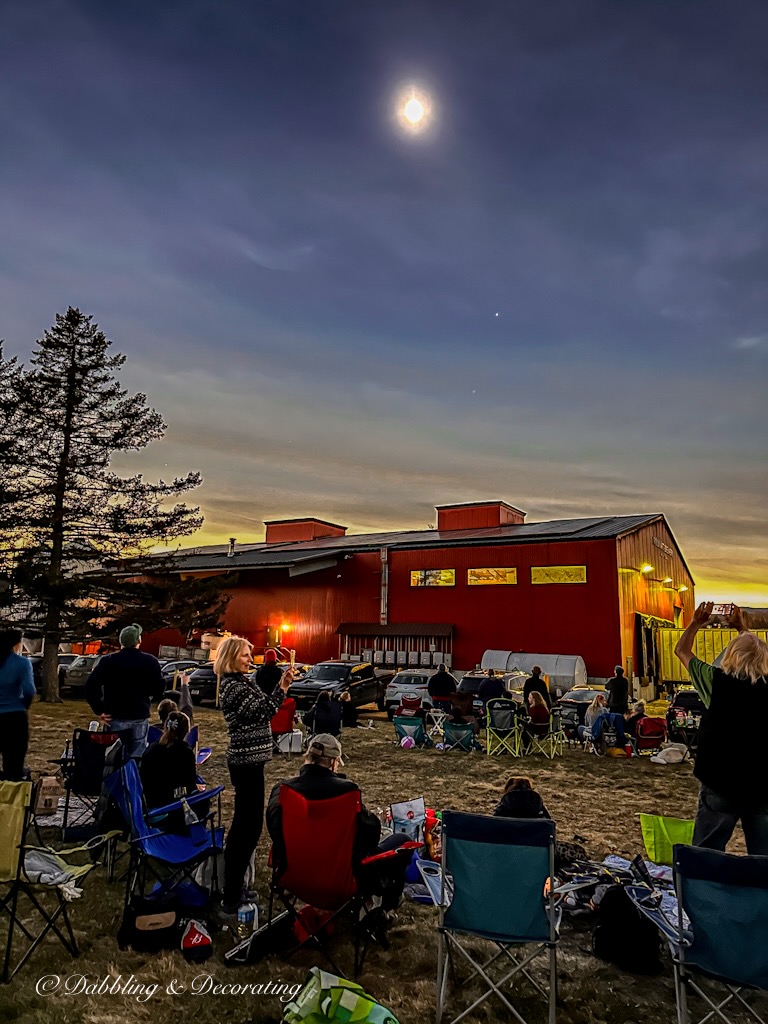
[140,711,199,830]
[253,648,283,694]
[523,667,551,708]
[428,664,458,703]
[303,690,343,737]
[675,602,768,855]
[85,623,164,758]
[477,670,506,709]
[493,776,551,819]
[605,667,629,715]
[266,734,411,911]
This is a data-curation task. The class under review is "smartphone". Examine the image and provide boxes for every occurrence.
[289,649,296,669]
[712,603,733,616]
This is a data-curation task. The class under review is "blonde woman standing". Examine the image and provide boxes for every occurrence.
[214,636,293,917]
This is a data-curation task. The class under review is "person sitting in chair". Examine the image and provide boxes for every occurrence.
[266,734,412,917]
[337,691,360,729]
[448,698,479,735]
[302,690,343,737]
[140,711,200,830]
[522,691,551,752]
[624,700,646,738]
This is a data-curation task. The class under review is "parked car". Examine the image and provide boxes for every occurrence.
[457,670,528,717]
[556,686,606,740]
[160,659,204,685]
[288,661,388,711]
[61,654,103,696]
[26,654,77,693]
[186,663,220,705]
[384,670,435,719]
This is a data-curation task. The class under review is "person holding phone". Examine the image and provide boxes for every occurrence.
[675,603,768,854]
[214,636,293,918]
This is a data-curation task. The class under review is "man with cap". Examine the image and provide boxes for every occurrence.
[523,666,552,708]
[266,733,413,918]
[85,623,165,758]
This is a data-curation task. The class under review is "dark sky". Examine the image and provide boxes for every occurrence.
[2,0,767,600]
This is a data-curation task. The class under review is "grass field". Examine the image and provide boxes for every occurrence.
[0,700,748,1024]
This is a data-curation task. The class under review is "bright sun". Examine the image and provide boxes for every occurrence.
[403,97,425,124]
[396,87,432,134]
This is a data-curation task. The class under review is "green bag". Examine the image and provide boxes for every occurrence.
[283,967,400,1024]
[639,813,695,866]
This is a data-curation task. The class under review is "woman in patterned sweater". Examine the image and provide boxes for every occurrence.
[215,636,293,915]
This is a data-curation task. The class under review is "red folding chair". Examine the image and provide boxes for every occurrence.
[634,716,668,754]
[268,786,419,976]
[270,698,297,753]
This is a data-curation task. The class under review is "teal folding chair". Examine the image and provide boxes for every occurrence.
[630,845,768,1024]
[433,812,559,1024]
[393,716,433,748]
[442,721,478,753]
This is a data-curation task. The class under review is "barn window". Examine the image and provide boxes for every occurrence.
[467,567,517,585]
[410,569,456,587]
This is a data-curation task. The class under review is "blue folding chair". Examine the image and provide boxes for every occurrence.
[393,716,433,748]
[630,844,768,1024]
[442,721,479,752]
[433,812,559,1024]
[104,760,223,907]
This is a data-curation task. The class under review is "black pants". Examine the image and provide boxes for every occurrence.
[357,833,413,911]
[0,711,28,781]
[223,761,266,908]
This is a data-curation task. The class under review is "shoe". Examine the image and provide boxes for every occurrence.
[213,901,239,927]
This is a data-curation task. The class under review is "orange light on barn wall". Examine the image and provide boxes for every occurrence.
[281,623,291,632]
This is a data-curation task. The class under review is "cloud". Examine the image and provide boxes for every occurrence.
[732,335,767,350]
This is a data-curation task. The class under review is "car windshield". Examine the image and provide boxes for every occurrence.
[307,666,349,682]
[562,689,600,702]
[394,674,429,686]
[69,657,89,670]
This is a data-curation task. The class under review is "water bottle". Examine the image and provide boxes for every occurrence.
[236,903,257,939]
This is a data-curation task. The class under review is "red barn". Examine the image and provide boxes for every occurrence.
[153,501,694,685]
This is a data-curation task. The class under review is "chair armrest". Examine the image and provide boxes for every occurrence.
[146,785,224,820]
[360,840,422,866]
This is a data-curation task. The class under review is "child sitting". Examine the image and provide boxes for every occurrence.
[141,711,199,822]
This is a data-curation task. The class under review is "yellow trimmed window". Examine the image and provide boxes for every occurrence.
[531,566,587,584]
[467,568,517,585]
[410,569,456,587]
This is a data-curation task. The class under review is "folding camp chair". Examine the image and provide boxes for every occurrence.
[0,781,114,982]
[147,723,200,750]
[633,717,667,755]
[629,845,768,1024]
[268,786,420,977]
[271,698,300,755]
[485,698,521,756]
[442,721,478,752]
[54,728,130,836]
[639,814,695,867]
[433,812,559,1024]
[103,760,223,908]
[526,710,565,760]
[393,716,433,748]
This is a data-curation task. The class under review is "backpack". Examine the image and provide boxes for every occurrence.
[117,894,180,952]
[591,884,663,975]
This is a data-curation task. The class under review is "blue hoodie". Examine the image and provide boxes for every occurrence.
[0,652,36,714]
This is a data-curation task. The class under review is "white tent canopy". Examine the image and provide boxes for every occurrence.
[480,651,588,697]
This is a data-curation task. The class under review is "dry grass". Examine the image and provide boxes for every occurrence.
[0,700,746,1024]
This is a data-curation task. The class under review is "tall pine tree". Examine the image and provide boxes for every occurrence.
[9,308,205,700]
